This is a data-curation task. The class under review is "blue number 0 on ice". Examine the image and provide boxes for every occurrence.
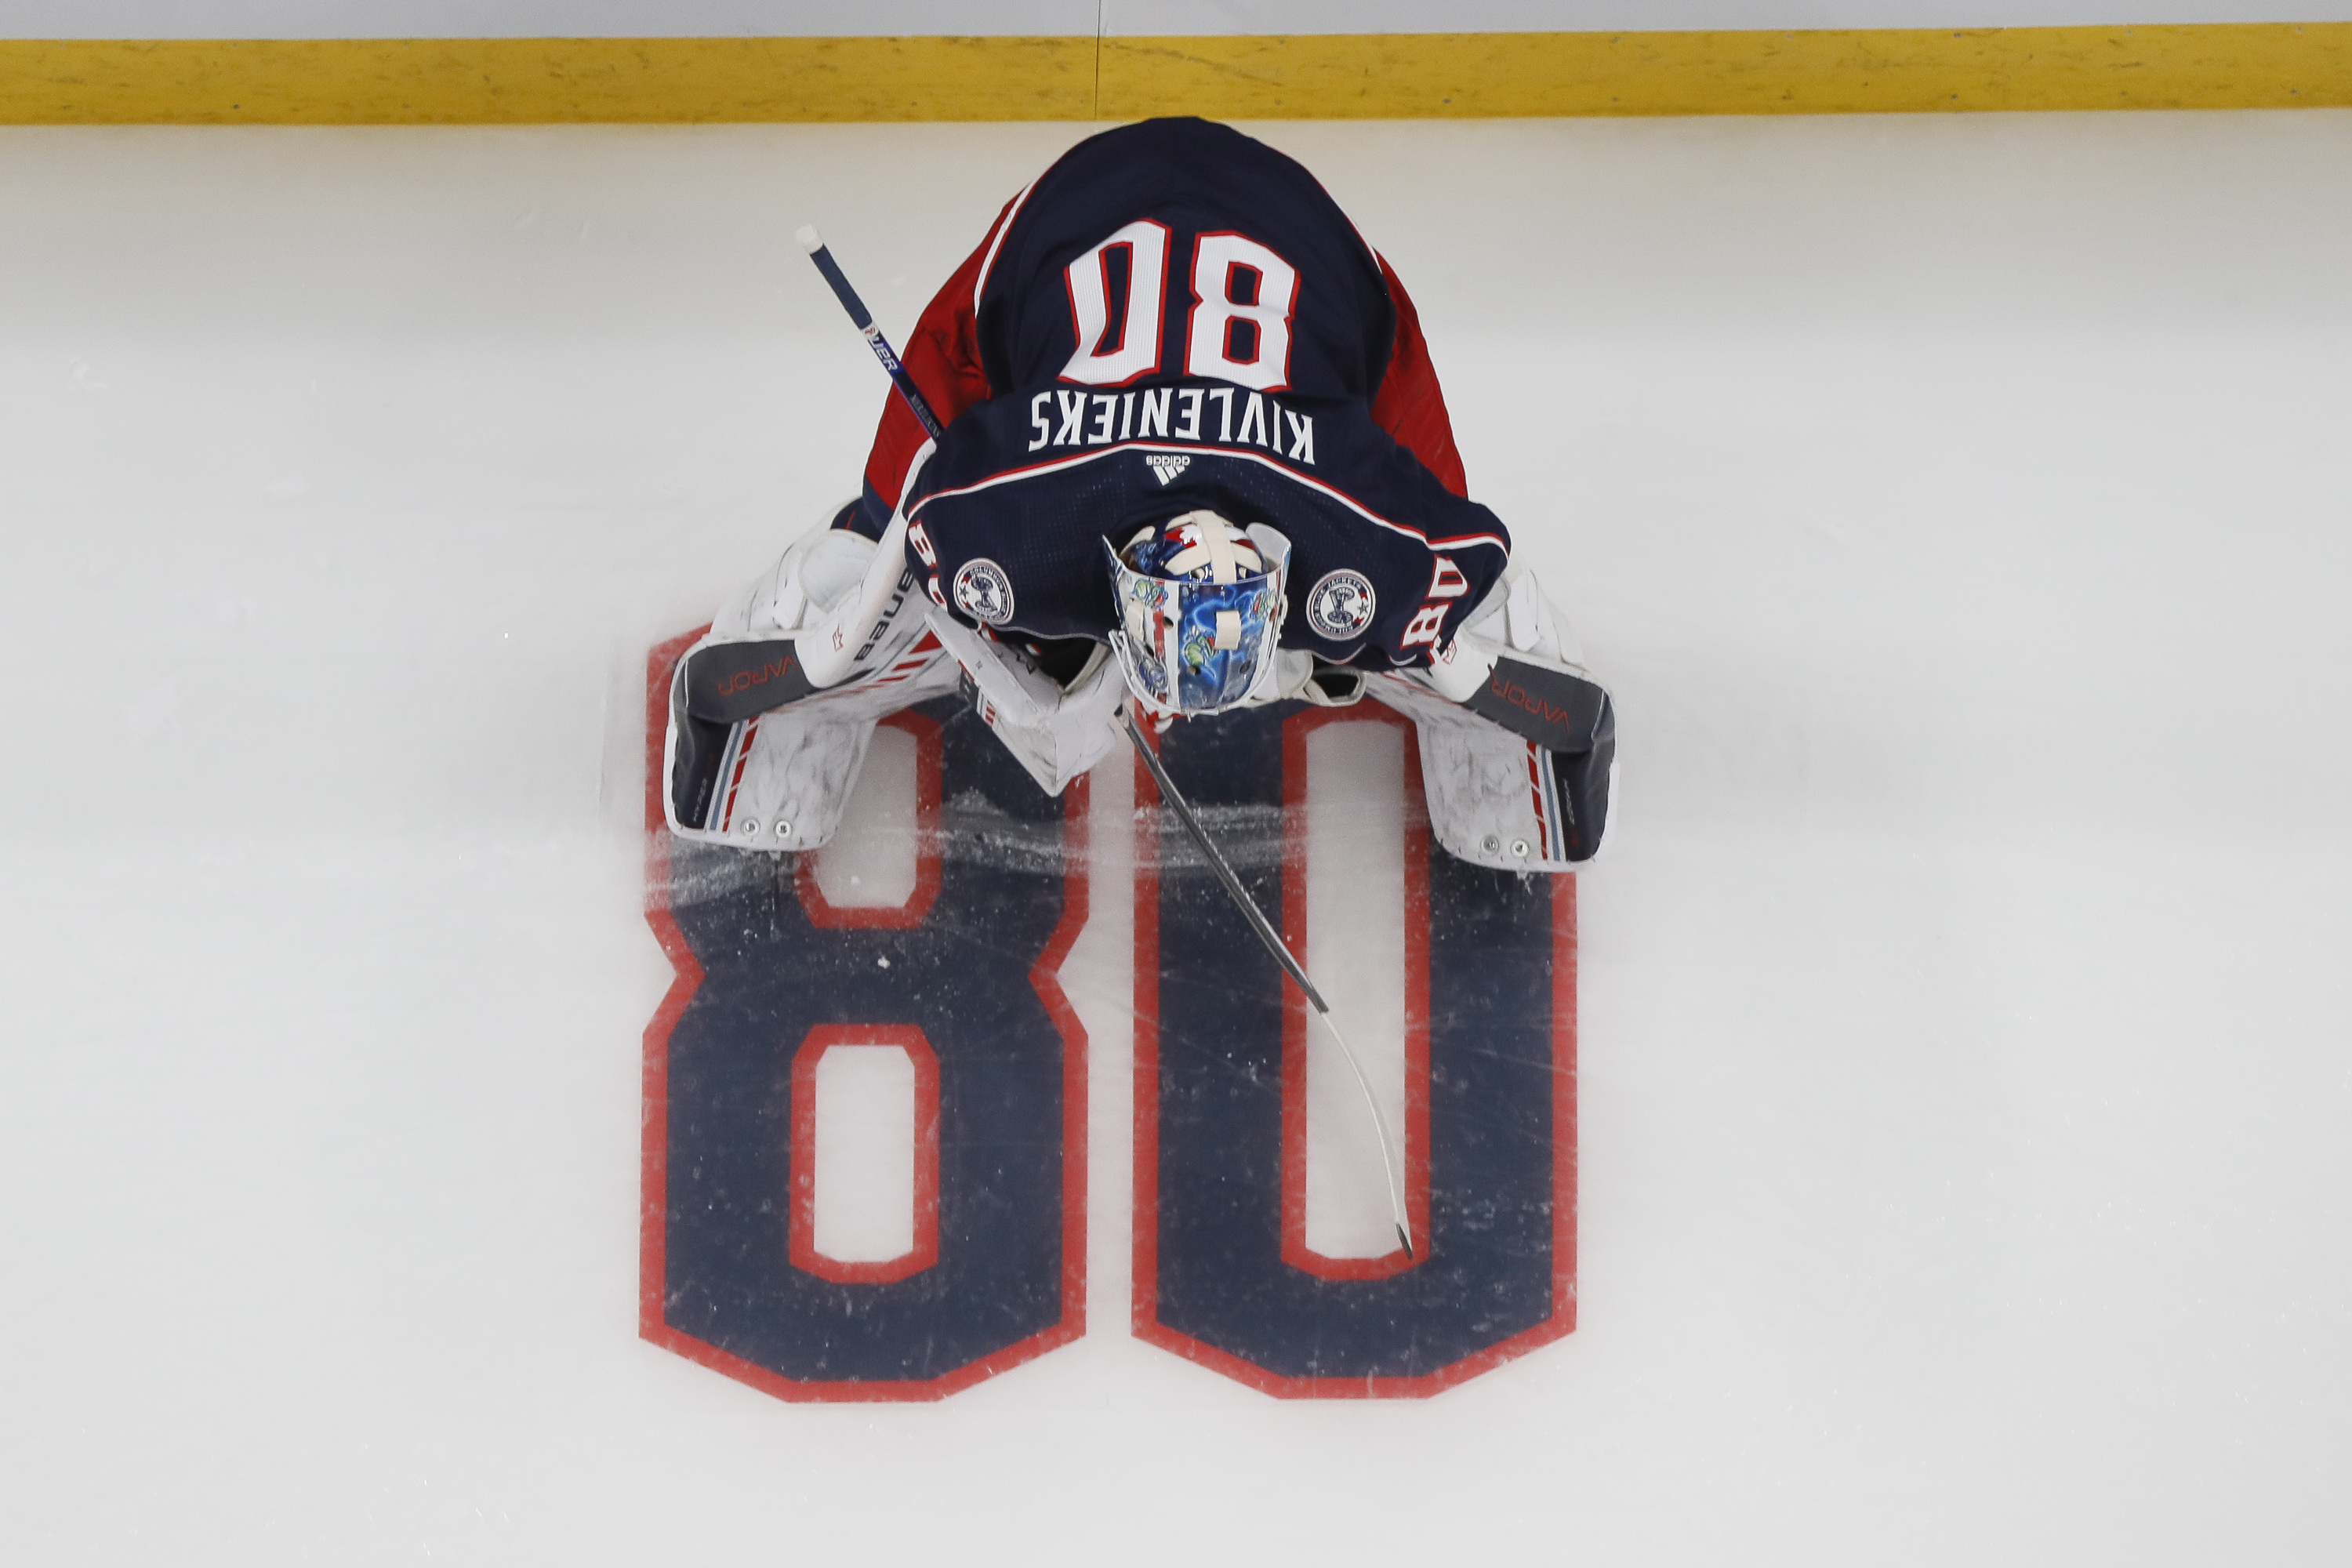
[1134,702,1575,1396]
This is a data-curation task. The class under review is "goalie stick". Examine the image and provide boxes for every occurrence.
[1124,710,1416,1261]
[798,227,945,444]
[801,222,1418,1261]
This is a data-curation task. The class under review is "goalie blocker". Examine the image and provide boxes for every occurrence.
[665,521,1612,873]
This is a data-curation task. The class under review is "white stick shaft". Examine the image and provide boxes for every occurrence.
[1308,998,1415,1262]
[1125,715,1416,1261]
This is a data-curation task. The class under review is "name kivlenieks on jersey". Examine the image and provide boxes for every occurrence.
[851,116,1511,673]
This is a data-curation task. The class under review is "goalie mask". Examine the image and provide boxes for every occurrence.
[1105,510,1290,717]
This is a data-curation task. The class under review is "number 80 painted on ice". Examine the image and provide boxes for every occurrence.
[640,635,1573,1400]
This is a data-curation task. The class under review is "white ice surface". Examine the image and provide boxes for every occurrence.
[1301,715,1410,1260]
[2,114,2349,1564]
[807,1043,919,1264]
[808,719,919,907]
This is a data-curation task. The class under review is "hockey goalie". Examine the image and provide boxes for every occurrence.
[664,116,1613,872]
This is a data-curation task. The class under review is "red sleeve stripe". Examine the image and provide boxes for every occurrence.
[1368,251,1471,500]
[973,176,1042,318]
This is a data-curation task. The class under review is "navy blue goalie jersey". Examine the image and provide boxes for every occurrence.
[858,117,1512,671]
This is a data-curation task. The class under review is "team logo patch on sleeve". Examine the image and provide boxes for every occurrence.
[1305,569,1377,640]
[952,558,1016,626]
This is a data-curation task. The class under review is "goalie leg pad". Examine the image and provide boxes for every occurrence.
[665,501,952,845]
[664,638,958,849]
[1370,673,1613,871]
[1392,557,1613,867]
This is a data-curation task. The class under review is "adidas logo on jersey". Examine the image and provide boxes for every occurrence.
[1145,454,1191,486]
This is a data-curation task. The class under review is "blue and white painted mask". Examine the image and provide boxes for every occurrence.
[1105,511,1290,717]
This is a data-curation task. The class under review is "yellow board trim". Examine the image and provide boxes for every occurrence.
[0,36,1098,124]
[1,25,2347,125]
[1105,25,2352,118]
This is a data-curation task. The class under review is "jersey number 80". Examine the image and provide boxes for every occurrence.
[1061,223,1300,394]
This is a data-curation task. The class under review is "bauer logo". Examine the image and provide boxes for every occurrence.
[952,558,1015,626]
[1305,569,1377,640]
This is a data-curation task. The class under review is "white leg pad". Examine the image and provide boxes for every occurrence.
[664,641,958,851]
[1368,673,1590,874]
